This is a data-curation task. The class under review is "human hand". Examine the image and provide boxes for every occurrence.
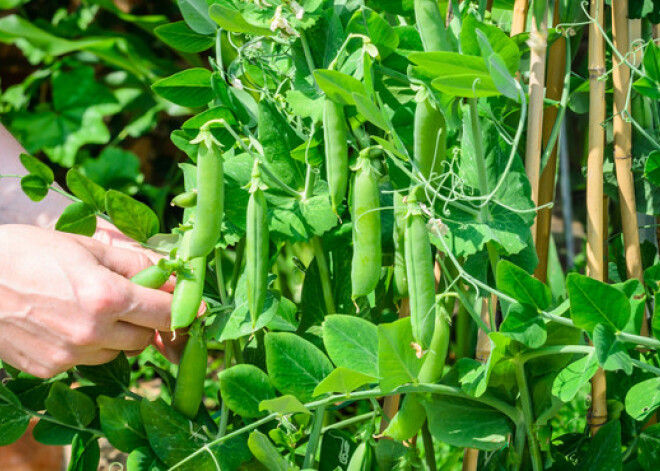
[0,224,174,378]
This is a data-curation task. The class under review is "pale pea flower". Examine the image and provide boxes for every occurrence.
[270,5,298,36]
[230,76,244,90]
[410,341,426,359]
[427,218,449,237]
[290,1,304,20]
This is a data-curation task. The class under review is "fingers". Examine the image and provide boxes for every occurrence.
[72,234,153,279]
[117,280,174,332]
[102,321,154,351]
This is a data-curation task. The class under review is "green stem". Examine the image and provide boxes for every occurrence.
[218,343,232,437]
[303,164,317,200]
[321,411,375,433]
[514,360,542,471]
[631,358,660,376]
[215,28,224,72]
[468,98,490,222]
[313,236,336,314]
[229,238,245,301]
[303,405,326,468]
[300,31,317,88]
[512,421,526,471]
[421,421,437,471]
[518,345,594,364]
[214,247,228,305]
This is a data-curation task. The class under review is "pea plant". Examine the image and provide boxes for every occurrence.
[3,0,660,470]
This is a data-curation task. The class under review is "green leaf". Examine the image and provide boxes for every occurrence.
[653,292,660,340]
[152,68,214,108]
[313,70,367,106]
[322,314,379,377]
[259,395,310,415]
[644,41,660,83]
[312,367,377,396]
[496,260,551,310]
[633,76,660,99]
[76,354,130,392]
[566,273,630,333]
[32,419,76,445]
[68,434,100,471]
[209,3,274,36]
[638,423,660,471]
[625,377,660,421]
[45,382,95,428]
[551,351,599,402]
[98,396,148,453]
[126,447,168,471]
[182,106,237,136]
[346,8,398,59]
[20,153,54,183]
[378,317,423,393]
[460,14,521,74]
[352,93,390,132]
[645,150,660,186]
[319,429,357,471]
[20,174,49,202]
[154,21,214,53]
[0,403,30,446]
[0,381,22,407]
[105,190,160,243]
[423,396,512,451]
[500,303,547,348]
[265,332,334,402]
[218,364,276,418]
[592,325,632,373]
[247,431,289,471]
[66,169,106,212]
[55,202,97,236]
[583,420,621,470]
[177,0,216,35]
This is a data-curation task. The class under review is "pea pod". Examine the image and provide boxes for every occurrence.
[392,192,408,301]
[417,304,450,384]
[171,231,206,331]
[323,99,349,215]
[172,319,207,420]
[414,97,446,182]
[347,441,372,471]
[246,164,269,326]
[404,197,436,350]
[171,190,197,208]
[130,265,172,290]
[187,131,224,259]
[414,0,450,52]
[351,154,382,299]
[382,394,426,441]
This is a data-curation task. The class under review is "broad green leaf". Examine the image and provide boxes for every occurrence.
[76,353,130,391]
[45,382,95,427]
[460,14,521,74]
[126,447,168,471]
[20,174,49,202]
[409,52,500,97]
[654,293,660,340]
[20,153,54,183]
[0,403,30,446]
[142,399,251,470]
[154,21,214,53]
[313,70,367,106]
[613,278,646,335]
[378,317,423,393]
[583,420,621,470]
[152,68,214,108]
[352,93,390,132]
[105,190,160,243]
[645,150,660,186]
[638,423,660,471]
[259,395,310,415]
[218,364,276,418]
[500,303,547,348]
[98,396,148,453]
[68,433,100,471]
[322,314,379,377]
[496,260,551,310]
[566,273,630,332]
[32,419,76,445]
[592,324,632,373]
[66,169,106,212]
[644,41,660,83]
[423,396,512,451]
[248,431,289,471]
[182,106,237,136]
[265,332,334,402]
[177,0,216,35]
[346,8,398,59]
[625,377,660,421]
[312,367,377,396]
[55,202,97,236]
[551,351,598,402]
[209,3,274,36]
[0,382,22,407]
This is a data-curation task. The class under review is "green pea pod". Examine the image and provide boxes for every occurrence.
[246,168,269,327]
[172,320,207,420]
[405,197,436,350]
[393,192,408,301]
[171,190,197,208]
[414,98,446,182]
[187,132,224,259]
[383,394,426,441]
[417,303,450,384]
[130,265,172,290]
[347,441,372,471]
[171,232,206,331]
[631,93,653,129]
[351,155,382,299]
[323,99,349,215]
[414,0,450,52]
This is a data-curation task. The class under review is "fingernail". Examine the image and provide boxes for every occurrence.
[197,300,207,316]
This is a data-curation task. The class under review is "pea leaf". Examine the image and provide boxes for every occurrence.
[625,377,660,421]
[313,70,367,106]
[312,367,377,396]
[126,447,168,471]
[66,169,106,212]
[460,14,521,74]
[20,174,49,201]
[68,433,100,471]
[152,68,214,108]
[592,324,633,374]
[378,317,423,393]
[55,202,97,236]
[0,403,30,446]
[645,150,660,186]
[500,303,547,348]
[265,332,334,402]
[322,314,379,377]
[45,382,95,428]
[154,21,214,53]
[551,351,599,402]
[98,396,147,453]
[177,0,216,35]
[218,364,276,418]
[248,431,289,471]
[76,353,130,392]
[209,3,273,36]
[105,190,160,243]
[259,395,310,415]
[567,273,631,333]
[496,260,551,310]
[638,424,660,471]
[583,420,622,470]
[20,153,54,183]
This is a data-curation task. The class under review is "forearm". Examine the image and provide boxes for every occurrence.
[0,124,70,228]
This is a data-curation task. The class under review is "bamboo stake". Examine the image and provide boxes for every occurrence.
[586,0,608,436]
[612,1,647,335]
[534,6,567,282]
[525,8,548,245]
[511,0,529,36]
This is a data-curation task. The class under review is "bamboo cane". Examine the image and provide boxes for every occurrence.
[511,0,529,36]
[612,1,647,335]
[534,6,567,282]
[586,0,607,436]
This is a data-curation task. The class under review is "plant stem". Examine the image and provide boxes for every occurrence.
[421,421,437,471]
[322,411,375,433]
[514,360,542,471]
[303,405,325,468]
[468,98,489,222]
[214,247,227,305]
[229,238,245,300]
[518,344,594,363]
[312,237,336,314]
[218,343,232,437]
